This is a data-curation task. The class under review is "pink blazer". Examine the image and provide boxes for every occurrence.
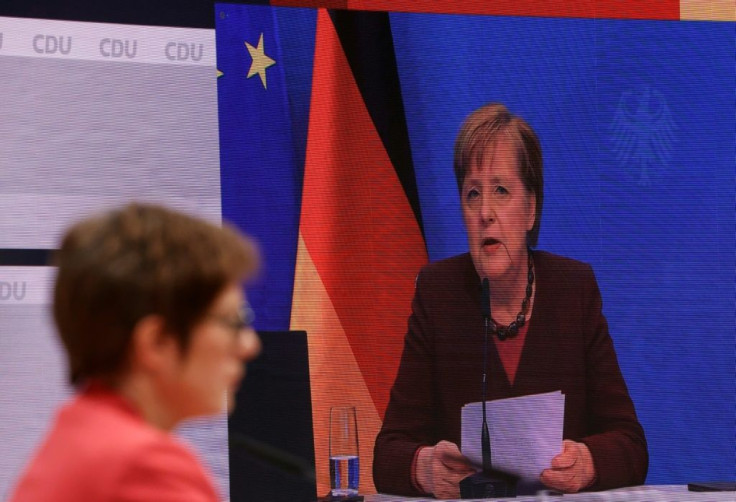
[10,386,219,502]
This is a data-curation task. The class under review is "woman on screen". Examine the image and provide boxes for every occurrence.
[10,203,261,502]
[373,104,648,498]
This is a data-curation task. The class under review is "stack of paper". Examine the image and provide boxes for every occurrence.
[460,391,565,483]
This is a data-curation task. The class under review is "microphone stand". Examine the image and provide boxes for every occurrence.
[459,279,517,499]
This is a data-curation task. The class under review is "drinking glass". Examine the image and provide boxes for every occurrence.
[329,406,359,497]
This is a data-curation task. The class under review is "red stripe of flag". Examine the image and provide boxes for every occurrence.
[300,8,427,418]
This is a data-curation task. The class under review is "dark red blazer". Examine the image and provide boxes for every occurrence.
[373,251,648,496]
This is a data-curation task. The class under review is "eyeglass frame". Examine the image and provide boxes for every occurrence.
[206,302,256,337]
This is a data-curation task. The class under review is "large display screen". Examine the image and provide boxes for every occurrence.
[215,2,735,497]
[1,2,733,500]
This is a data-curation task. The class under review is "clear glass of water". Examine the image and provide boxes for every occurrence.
[329,405,359,497]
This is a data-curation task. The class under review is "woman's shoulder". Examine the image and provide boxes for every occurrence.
[72,390,218,499]
[533,250,595,281]
[10,391,216,501]
[52,391,191,464]
[421,252,473,274]
[65,388,165,445]
[114,438,218,500]
[418,253,476,287]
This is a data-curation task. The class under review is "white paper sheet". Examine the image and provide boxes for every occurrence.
[460,391,565,483]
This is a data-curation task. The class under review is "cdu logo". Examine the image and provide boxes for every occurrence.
[33,34,72,55]
[610,85,677,186]
[0,281,27,301]
[165,42,203,62]
[100,38,137,59]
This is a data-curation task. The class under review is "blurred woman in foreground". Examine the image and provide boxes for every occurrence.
[11,203,261,501]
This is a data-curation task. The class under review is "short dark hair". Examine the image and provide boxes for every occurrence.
[53,203,258,386]
[453,103,544,247]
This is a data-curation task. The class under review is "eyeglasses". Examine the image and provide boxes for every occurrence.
[207,302,255,336]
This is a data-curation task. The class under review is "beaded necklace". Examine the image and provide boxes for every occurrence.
[491,251,534,341]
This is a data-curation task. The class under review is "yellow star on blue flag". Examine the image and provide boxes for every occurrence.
[245,33,275,89]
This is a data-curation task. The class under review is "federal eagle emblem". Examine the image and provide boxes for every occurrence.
[610,86,677,186]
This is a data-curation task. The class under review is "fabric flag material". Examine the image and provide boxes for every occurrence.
[218,4,305,332]
[290,8,427,495]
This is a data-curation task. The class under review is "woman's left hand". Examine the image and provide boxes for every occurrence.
[539,439,596,493]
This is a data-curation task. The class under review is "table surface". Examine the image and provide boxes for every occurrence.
[364,485,736,501]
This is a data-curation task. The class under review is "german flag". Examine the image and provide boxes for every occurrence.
[289,8,427,495]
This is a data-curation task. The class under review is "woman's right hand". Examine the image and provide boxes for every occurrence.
[415,440,477,499]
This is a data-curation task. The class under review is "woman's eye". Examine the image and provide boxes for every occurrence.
[466,188,480,200]
[495,185,509,195]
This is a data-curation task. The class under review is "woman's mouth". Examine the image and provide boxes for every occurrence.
[482,238,501,252]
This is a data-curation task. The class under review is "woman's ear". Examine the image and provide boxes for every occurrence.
[526,193,536,232]
[129,315,180,373]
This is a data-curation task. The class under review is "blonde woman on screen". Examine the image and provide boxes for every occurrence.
[374,104,647,498]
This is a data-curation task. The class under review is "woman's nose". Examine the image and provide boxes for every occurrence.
[480,196,496,223]
[237,327,262,361]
